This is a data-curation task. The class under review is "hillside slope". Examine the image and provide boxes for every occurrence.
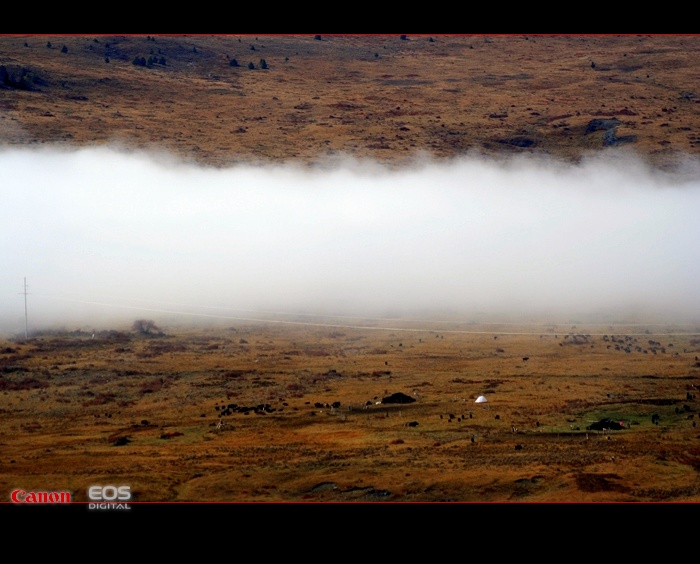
[1,34,699,168]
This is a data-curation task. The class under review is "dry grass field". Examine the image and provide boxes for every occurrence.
[2,319,700,503]
[2,34,700,505]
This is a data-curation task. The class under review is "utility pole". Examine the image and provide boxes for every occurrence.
[22,277,28,339]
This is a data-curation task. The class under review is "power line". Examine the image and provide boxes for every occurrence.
[28,288,700,330]
[26,291,700,336]
[21,277,28,339]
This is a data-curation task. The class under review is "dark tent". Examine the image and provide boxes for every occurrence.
[586,418,625,431]
[381,392,416,405]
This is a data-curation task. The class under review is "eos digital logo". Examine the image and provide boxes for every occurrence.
[88,485,132,510]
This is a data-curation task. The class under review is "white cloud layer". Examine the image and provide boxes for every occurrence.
[1,146,699,334]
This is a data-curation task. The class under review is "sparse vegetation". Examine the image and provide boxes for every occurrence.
[131,319,163,336]
[0,35,695,168]
[0,65,40,90]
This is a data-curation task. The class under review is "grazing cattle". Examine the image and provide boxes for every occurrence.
[160,431,184,439]
[405,421,419,427]
[216,420,234,431]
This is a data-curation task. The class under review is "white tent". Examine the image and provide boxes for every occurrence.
[475,395,488,403]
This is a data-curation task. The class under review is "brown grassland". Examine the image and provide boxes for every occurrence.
[1,34,700,504]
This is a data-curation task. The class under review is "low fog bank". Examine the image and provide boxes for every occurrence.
[2,147,700,336]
